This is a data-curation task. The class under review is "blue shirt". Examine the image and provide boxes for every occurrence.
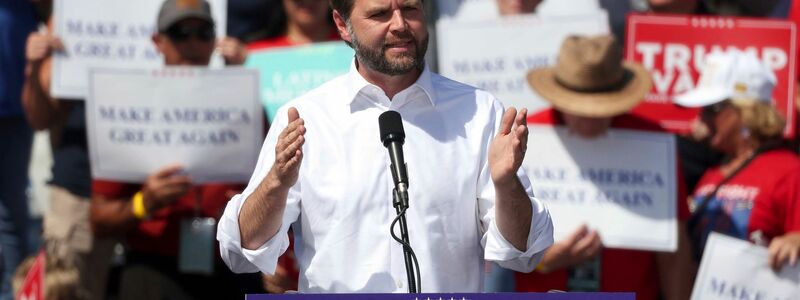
[0,1,38,117]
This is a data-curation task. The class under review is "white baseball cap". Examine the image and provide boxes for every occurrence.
[673,50,777,108]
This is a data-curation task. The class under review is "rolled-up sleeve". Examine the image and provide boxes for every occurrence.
[216,106,302,275]
[477,99,554,272]
[479,166,554,272]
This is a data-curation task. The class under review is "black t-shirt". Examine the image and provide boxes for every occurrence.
[227,0,283,42]
[50,100,91,198]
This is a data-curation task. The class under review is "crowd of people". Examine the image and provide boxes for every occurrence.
[1,0,799,299]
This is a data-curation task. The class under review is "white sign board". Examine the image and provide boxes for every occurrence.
[525,125,678,252]
[86,67,262,183]
[436,13,609,113]
[52,0,227,99]
[434,0,602,21]
[691,233,800,300]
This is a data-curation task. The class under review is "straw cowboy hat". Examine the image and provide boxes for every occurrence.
[527,35,652,118]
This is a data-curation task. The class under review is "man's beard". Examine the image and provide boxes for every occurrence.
[348,22,428,76]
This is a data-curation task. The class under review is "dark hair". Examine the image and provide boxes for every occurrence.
[329,0,355,21]
[330,0,425,21]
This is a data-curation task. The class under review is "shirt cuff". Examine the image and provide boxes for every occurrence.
[217,194,292,275]
[482,197,554,272]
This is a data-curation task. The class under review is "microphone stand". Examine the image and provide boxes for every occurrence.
[392,186,419,293]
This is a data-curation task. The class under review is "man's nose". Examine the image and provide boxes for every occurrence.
[388,9,408,33]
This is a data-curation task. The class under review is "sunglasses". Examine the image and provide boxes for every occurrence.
[165,24,215,42]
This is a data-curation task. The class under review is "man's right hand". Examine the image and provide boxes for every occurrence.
[538,224,603,273]
[267,107,305,190]
[141,165,192,213]
[26,32,62,63]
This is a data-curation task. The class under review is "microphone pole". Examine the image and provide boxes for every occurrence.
[379,111,420,293]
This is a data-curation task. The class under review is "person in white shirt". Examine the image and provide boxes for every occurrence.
[217,0,553,292]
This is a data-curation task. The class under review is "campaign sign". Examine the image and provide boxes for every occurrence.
[691,233,800,300]
[52,0,228,99]
[245,41,353,122]
[525,125,677,252]
[625,15,797,135]
[437,13,609,113]
[86,67,262,183]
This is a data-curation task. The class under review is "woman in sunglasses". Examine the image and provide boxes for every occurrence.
[675,50,800,271]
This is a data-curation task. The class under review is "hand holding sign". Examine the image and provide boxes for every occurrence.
[768,232,800,271]
[218,37,247,66]
[26,32,63,64]
[142,164,192,213]
[540,224,603,273]
[489,107,528,185]
[269,108,305,190]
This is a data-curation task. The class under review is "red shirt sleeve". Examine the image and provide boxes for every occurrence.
[92,179,139,200]
[749,167,800,240]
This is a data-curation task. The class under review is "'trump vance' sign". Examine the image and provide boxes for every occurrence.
[86,67,262,183]
[625,15,797,136]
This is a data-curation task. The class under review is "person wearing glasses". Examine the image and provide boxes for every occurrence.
[674,50,800,271]
[24,0,260,299]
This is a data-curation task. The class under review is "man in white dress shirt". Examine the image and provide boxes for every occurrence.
[217,0,553,292]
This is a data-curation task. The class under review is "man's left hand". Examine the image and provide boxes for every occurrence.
[489,107,528,185]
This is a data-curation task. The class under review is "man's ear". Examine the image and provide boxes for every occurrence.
[152,34,167,52]
[332,10,352,44]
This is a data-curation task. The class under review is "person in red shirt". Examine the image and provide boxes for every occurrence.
[673,50,800,271]
[517,35,694,300]
[90,1,262,299]
[247,0,339,51]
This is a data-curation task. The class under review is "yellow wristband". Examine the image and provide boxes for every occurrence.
[535,262,548,273]
[132,191,148,220]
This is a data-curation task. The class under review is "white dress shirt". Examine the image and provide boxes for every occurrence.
[217,61,553,293]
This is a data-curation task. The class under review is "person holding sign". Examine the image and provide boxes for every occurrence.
[218,0,554,292]
[23,1,251,299]
[518,35,694,300]
[88,1,263,299]
[673,50,800,271]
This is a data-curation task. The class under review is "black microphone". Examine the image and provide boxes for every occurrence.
[378,111,409,208]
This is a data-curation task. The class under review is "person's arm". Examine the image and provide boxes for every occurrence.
[21,31,63,130]
[489,107,533,250]
[90,165,191,237]
[238,107,305,250]
[480,103,553,273]
[655,221,694,300]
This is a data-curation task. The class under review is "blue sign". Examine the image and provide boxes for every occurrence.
[245,41,354,122]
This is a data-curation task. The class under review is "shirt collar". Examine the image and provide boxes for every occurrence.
[343,58,436,107]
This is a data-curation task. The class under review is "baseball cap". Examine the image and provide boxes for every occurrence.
[157,0,214,32]
[673,50,776,108]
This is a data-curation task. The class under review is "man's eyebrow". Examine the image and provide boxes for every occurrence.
[363,3,391,15]
[401,0,421,7]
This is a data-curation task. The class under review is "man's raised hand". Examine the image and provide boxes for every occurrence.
[269,107,305,189]
[489,107,528,185]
